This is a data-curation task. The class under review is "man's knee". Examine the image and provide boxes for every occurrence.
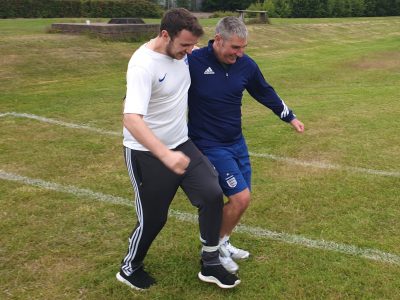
[205,184,224,207]
[196,179,224,204]
[143,211,168,233]
[228,189,251,212]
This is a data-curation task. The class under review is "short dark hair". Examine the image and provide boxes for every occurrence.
[160,8,204,40]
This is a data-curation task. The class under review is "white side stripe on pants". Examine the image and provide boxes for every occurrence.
[121,147,144,275]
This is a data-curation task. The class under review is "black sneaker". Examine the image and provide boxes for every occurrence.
[198,263,241,289]
[116,267,156,290]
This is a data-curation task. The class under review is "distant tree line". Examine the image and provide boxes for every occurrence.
[201,0,255,11]
[203,0,400,17]
[0,0,163,18]
[1,0,398,18]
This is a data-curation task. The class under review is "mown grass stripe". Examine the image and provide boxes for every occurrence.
[1,111,399,178]
[1,169,399,266]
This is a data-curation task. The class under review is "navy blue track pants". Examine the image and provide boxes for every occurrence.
[121,139,223,275]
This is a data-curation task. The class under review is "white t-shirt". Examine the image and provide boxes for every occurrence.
[123,44,190,151]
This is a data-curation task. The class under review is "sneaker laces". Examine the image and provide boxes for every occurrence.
[219,242,231,257]
[225,240,240,255]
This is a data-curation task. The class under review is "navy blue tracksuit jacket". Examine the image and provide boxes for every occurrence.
[188,40,296,150]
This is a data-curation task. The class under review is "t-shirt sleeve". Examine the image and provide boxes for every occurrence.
[124,65,152,115]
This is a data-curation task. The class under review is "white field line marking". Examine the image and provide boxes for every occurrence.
[0,112,120,137]
[1,111,399,178]
[249,152,400,178]
[1,169,400,266]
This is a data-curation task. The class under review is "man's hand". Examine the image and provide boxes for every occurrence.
[160,150,190,175]
[290,118,305,133]
[124,114,190,174]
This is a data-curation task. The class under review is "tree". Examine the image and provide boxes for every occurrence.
[176,0,190,9]
[202,0,254,11]
[274,0,292,17]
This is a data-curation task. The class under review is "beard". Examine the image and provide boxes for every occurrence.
[166,40,185,60]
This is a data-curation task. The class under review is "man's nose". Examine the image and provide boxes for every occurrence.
[186,46,193,54]
[235,48,244,57]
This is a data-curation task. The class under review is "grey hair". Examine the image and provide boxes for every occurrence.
[215,16,248,40]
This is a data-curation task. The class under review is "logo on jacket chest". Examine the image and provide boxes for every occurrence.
[203,67,215,75]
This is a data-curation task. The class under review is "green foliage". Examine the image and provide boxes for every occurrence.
[291,0,330,17]
[350,0,366,16]
[242,0,400,18]
[202,0,254,12]
[274,0,292,17]
[180,0,400,17]
[247,0,278,17]
[176,0,191,9]
[0,0,71,18]
[288,0,399,17]
[326,0,365,17]
[364,0,400,16]
[209,10,237,18]
[0,0,163,18]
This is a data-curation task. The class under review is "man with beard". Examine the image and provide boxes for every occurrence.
[117,9,240,290]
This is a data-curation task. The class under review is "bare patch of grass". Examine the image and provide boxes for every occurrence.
[346,51,400,70]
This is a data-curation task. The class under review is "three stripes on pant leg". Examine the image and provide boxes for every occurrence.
[121,147,144,275]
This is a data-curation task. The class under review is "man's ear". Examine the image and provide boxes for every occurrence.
[160,30,170,41]
[214,33,223,46]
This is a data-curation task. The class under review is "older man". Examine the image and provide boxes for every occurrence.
[188,16,305,273]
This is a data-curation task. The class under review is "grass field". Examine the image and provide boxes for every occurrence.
[1,16,399,299]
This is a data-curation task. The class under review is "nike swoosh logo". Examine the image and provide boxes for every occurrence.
[158,73,167,82]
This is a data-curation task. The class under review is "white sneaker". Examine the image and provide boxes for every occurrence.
[219,255,239,274]
[224,240,250,260]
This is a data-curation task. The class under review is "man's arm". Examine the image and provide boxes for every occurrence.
[123,113,190,174]
[246,62,305,132]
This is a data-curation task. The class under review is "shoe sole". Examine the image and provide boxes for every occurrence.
[198,272,240,289]
[232,252,250,260]
[116,272,145,291]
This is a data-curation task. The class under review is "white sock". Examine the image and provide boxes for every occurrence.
[202,245,219,252]
[219,235,229,245]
